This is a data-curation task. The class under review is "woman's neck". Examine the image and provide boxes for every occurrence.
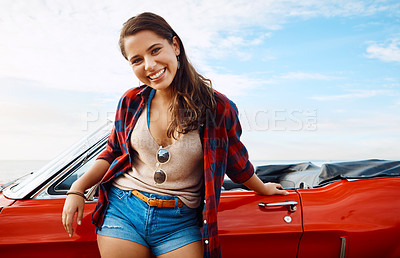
[153,88,173,107]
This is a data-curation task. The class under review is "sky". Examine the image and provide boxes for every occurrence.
[0,0,399,162]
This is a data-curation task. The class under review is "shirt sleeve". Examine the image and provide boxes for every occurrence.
[96,125,123,165]
[96,97,126,164]
[225,100,255,184]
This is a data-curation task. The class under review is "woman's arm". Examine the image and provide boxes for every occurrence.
[62,159,110,237]
[69,159,110,192]
[243,173,288,196]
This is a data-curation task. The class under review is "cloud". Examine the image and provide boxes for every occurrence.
[279,72,344,81]
[196,33,272,61]
[317,115,400,134]
[311,89,394,101]
[0,0,399,161]
[365,39,400,62]
[205,71,269,96]
[0,0,397,96]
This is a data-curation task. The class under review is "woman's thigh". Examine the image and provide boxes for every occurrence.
[97,234,152,258]
[96,186,202,256]
[156,240,202,258]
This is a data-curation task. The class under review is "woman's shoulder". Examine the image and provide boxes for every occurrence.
[122,85,150,99]
[213,90,228,102]
[116,85,151,110]
[118,85,151,103]
[213,90,238,114]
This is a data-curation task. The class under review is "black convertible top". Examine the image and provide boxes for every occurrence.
[222,159,400,190]
[318,159,400,184]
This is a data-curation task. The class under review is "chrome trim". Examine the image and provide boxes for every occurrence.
[259,201,298,212]
[261,201,298,207]
[33,139,107,200]
[340,236,347,258]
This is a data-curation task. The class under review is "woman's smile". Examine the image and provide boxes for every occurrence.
[148,68,166,81]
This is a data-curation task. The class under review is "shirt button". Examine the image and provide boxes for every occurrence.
[204,240,209,245]
[203,220,207,224]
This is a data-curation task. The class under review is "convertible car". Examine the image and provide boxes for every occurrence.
[1,122,399,257]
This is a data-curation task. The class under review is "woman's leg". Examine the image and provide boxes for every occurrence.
[156,240,203,258]
[97,234,152,258]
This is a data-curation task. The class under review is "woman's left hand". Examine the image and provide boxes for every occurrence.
[243,174,289,196]
[258,182,289,196]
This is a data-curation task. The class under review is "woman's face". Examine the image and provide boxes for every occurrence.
[124,30,180,92]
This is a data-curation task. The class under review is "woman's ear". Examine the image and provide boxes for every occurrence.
[172,36,180,56]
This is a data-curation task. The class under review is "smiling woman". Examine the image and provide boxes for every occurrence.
[118,13,216,139]
[124,31,179,89]
[61,12,288,258]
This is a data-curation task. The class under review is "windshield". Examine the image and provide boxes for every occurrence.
[3,121,113,198]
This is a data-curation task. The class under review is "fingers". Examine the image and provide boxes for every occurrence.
[62,209,74,237]
[62,196,85,237]
[277,189,289,195]
[260,183,289,195]
[77,206,84,226]
[274,183,289,195]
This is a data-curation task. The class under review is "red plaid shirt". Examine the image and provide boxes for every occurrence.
[92,85,254,257]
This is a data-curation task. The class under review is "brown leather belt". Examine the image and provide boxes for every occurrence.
[131,190,183,208]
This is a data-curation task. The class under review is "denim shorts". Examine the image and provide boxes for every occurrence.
[96,186,202,256]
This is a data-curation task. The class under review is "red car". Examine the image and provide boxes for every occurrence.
[1,122,400,257]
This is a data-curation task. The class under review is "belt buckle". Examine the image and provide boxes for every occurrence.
[147,197,156,206]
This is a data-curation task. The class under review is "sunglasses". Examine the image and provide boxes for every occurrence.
[154,147,170,184]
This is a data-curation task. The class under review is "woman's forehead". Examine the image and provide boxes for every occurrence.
[125,31,166,54]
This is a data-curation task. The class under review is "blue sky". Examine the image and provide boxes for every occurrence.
[0,0,399,161]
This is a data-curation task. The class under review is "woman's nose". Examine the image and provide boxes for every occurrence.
[144,57,156,71]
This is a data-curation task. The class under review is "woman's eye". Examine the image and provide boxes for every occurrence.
[131,58,142,65]
[152,47,161,54]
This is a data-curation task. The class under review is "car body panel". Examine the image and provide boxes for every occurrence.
[0,191,303,258]
[219,191,302,257]
[1,173,400,257]
[297,178,400,258]
[0,194,15,209]
[1,124,399,257]
[0,198,100,257]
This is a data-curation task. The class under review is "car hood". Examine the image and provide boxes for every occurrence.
[0,192,15,211]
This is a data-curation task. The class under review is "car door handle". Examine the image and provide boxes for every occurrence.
[258,201,298,212]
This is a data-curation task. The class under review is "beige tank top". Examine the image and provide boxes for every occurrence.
[113,105,204,208]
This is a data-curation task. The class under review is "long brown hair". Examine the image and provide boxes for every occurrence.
[119,12,216,137]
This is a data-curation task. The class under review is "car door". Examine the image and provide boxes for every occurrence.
[0,198,99,257]
[0,148,102,257]
[297,178,400,258]
[218,190,302,258]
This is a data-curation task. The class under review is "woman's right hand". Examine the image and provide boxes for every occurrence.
[62,194,86,237]
[60,159,111,237]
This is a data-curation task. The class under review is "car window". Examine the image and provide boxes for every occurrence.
[48,144,105,196]
[53,154,98,191]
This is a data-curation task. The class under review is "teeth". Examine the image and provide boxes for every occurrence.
[149,68,165,80]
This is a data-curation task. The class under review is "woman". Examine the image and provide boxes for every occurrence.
[62,12,288,258]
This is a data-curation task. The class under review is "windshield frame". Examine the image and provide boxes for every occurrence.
[3,121,112,200]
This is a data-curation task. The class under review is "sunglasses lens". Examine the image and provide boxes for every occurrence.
[154,169,166,184]
[157,148,170,163]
